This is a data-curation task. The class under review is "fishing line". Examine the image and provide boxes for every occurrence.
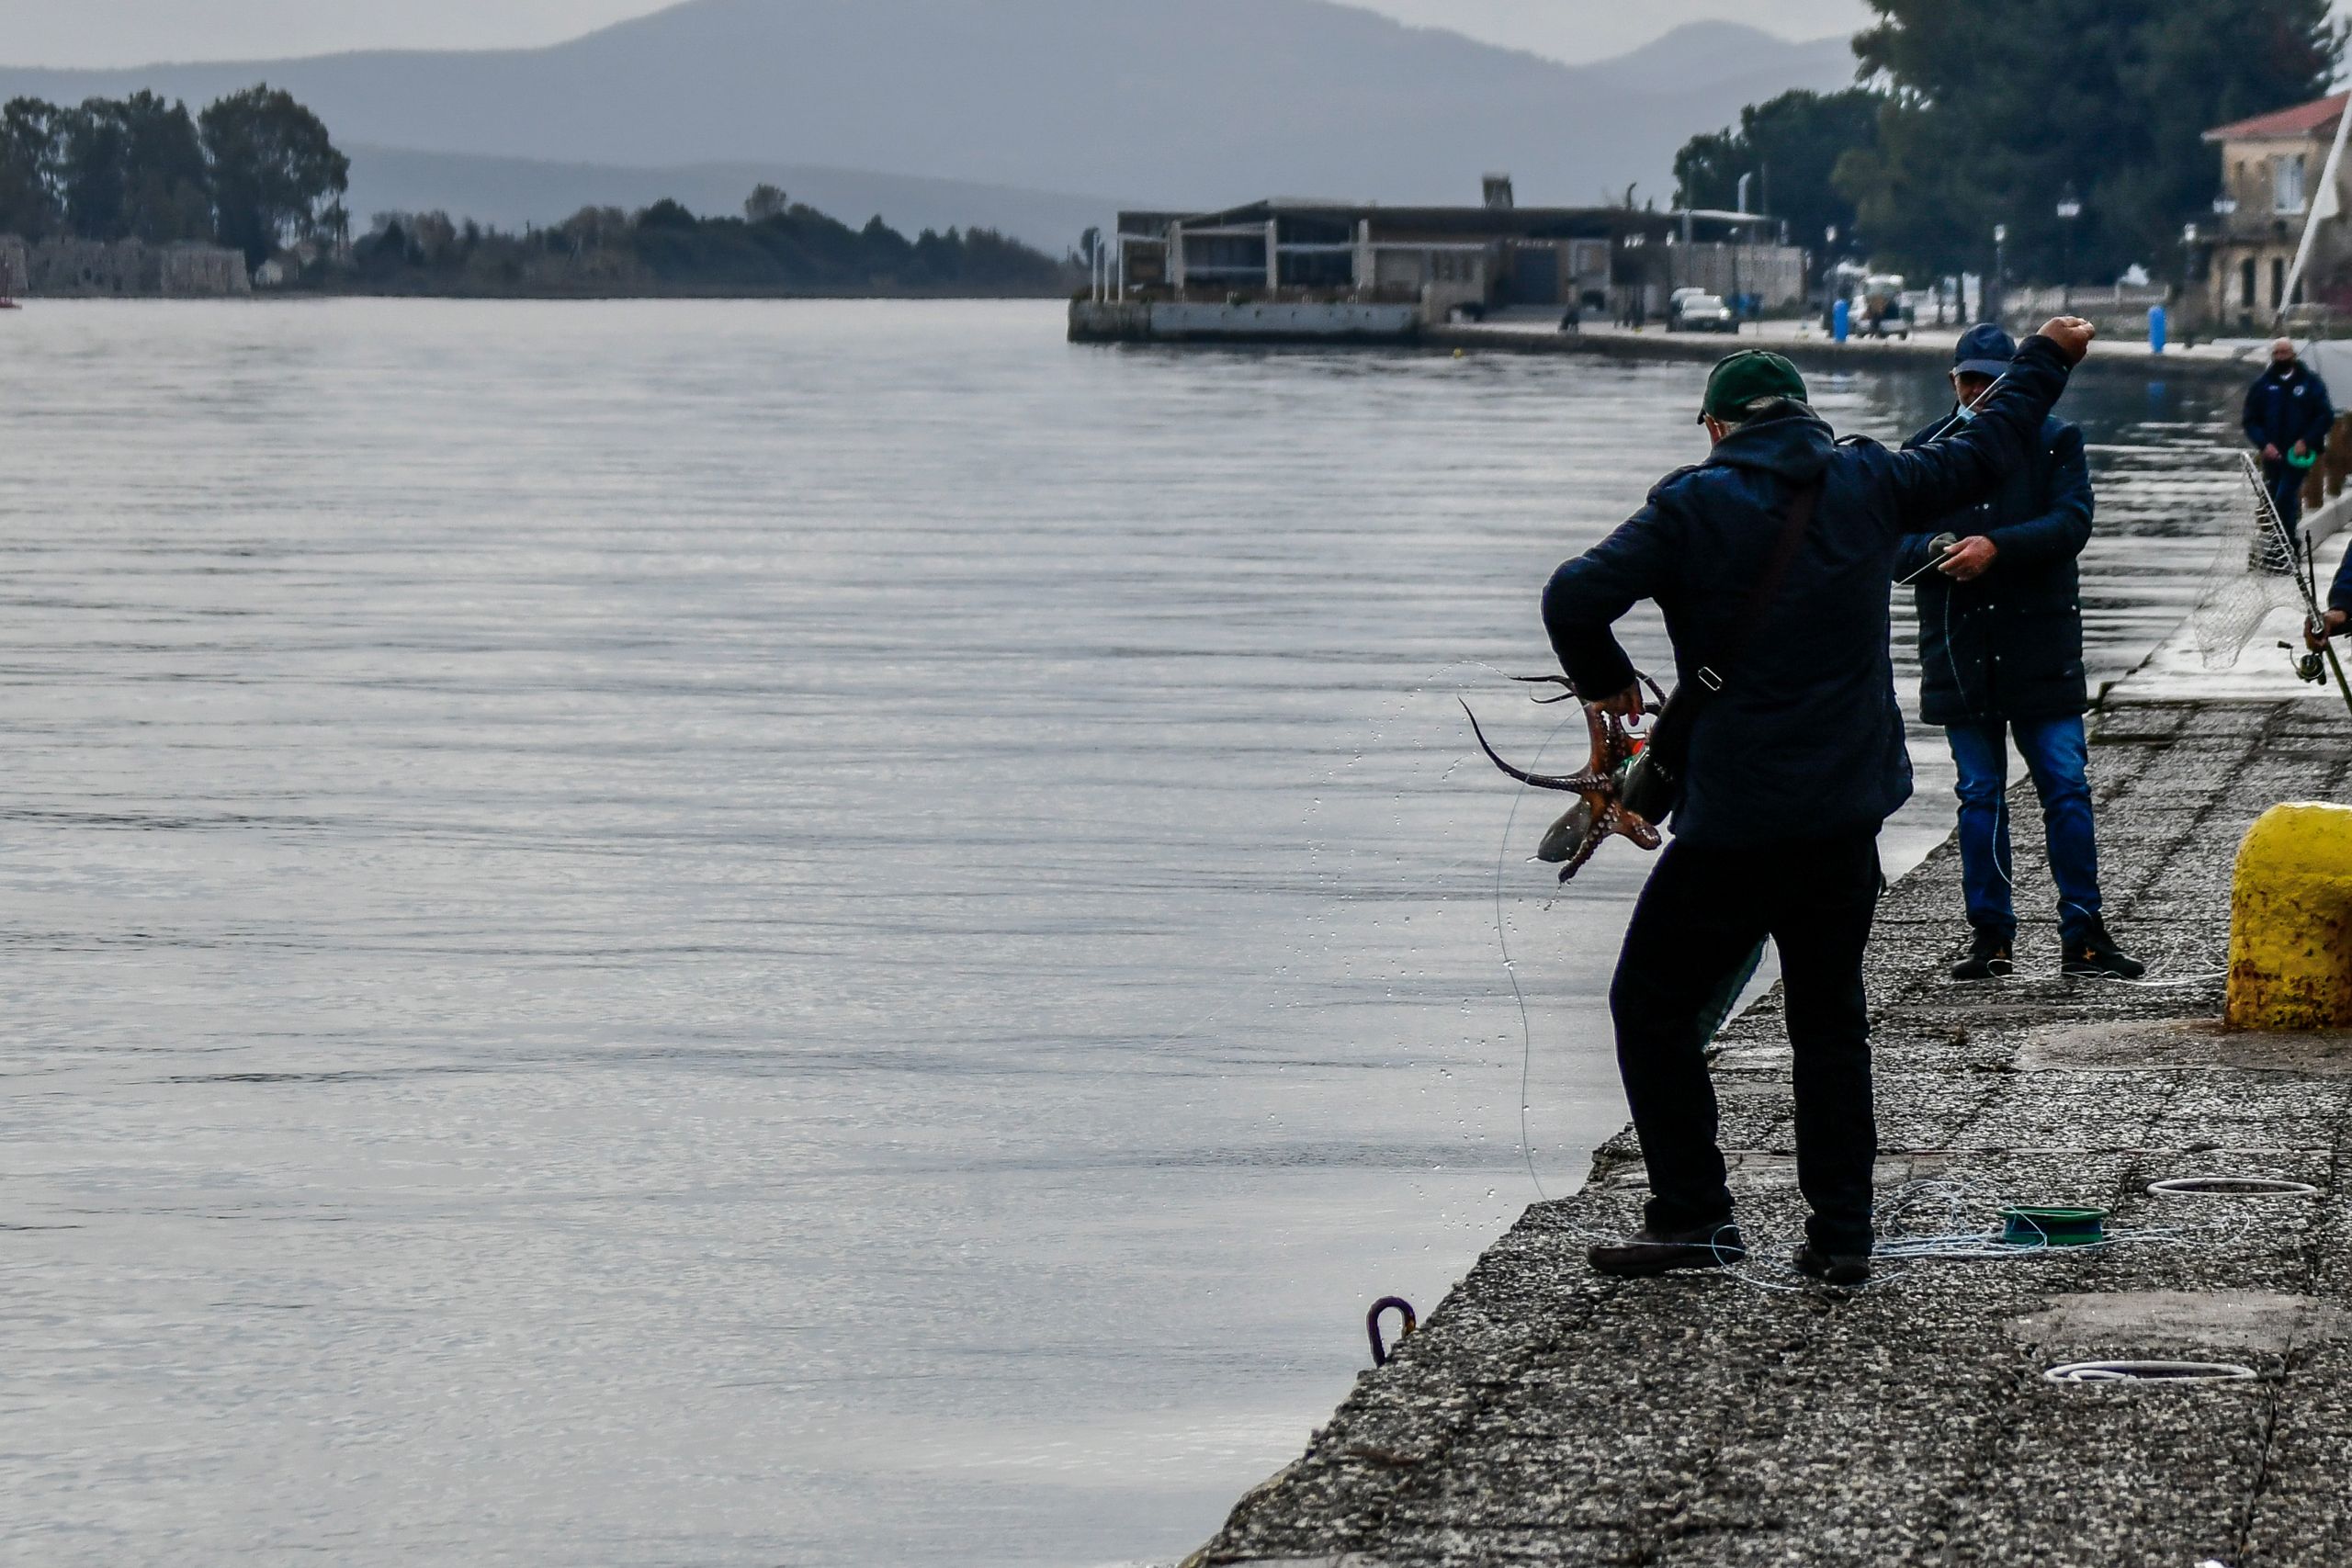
[2077,968,2228,987]
[1490,706,1583,1203]
[1132,659,1532,1058]
[1619,1175,2256,1295]
[1135,656,1607,1222]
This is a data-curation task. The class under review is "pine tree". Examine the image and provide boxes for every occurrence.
[1835,0,2340,280]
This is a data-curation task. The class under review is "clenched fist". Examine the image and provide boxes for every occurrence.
[2036,316,2097,366]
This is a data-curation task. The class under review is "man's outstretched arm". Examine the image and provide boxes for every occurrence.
[1880,320,2093,531]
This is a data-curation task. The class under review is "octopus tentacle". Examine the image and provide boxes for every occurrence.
[1468,679,1668,883]
[1461,702,1611,793]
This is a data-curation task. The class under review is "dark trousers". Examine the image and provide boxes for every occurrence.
[1609,829,1883,1253]
[2266,456,2307,532]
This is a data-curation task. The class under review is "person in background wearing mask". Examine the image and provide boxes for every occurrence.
[1894,325,2142,984]
[2246,336,2335,534]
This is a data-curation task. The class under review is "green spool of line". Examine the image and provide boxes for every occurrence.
[2000,1205,2108,1247]
[2289,446,2321,469]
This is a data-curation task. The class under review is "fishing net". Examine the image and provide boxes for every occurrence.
[2187,453,2313,670]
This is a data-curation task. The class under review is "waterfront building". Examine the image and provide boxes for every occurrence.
[1099,177,1804,337]
[0,235,252,298]
[2202,91,2349,332]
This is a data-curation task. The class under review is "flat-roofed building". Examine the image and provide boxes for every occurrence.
[1110,185,1804,327]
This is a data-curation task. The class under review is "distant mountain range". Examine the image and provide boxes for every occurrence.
[0,0,1855,250]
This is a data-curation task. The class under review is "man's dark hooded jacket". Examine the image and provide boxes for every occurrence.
[2244,358,2335,456]
[1542,335,2075,850]
[1892,410,2093,726]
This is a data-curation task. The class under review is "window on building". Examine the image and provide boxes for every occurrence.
[2273,255,2288,308]
[2276,154,2308,214]
[2243,256,2257,309]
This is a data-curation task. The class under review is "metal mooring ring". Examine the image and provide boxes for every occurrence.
[2044,1359,2258,1384]
[2146,1176,2321,1199]
[1366,1296,1418,1368]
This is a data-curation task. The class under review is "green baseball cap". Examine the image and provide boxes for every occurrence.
[1698,349,1809,424]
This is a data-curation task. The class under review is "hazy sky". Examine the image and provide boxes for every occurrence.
[0,0,1871,70]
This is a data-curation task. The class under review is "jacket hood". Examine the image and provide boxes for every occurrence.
[1702,404,1837,485]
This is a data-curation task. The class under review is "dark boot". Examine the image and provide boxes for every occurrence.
[1951,928,2013,982]
[1588,1220,1747,1278]
[1792,1241,1871,1287]
[2062,916,2145,979]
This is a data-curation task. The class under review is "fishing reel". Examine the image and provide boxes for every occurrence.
[2284,626,2332,686]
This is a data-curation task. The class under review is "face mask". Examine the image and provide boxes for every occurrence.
[1952,400,1978,423]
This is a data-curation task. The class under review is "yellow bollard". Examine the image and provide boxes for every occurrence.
[2227,802,2352,1030]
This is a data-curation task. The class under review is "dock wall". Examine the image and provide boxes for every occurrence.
[1071,299,1422,344]
[1185,692,2352,1567]
[1069,300,2256,384]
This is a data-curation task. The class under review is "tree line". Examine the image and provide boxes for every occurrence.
[0,86,349,266]
[1675,0,2340,284]
[352,186,1078,297]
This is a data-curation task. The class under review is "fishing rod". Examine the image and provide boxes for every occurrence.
[1893,372,2018,591]
[2245,450,2352,717]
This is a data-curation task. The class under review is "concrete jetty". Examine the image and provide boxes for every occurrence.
[1071,302,2261,386]
[1183,677,2352,1564]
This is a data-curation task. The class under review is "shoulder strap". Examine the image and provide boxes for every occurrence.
[1695,478,1823,693]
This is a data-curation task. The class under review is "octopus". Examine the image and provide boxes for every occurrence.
[1462,675,1665,883]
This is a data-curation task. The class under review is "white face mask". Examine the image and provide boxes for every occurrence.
[1952,400,1978,423]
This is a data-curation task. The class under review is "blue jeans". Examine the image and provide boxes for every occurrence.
[1945,715,2101,944]
[2266,457,2306,532]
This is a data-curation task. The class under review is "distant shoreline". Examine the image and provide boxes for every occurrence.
[6,288,1076,304]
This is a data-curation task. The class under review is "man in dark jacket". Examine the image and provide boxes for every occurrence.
[1544,319,2095,1286]
[1894,325,2143,984]
[2245,337,2335,532]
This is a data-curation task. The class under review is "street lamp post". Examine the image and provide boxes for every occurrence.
[2055,183,2083,312]
[2183,222,2200,333]
[1993,223,2007,322]
[2212,191,2241,326]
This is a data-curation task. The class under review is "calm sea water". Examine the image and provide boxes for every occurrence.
[0,300,2241,1566]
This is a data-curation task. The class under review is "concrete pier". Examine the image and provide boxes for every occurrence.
[1183,688,2352,1565]
[1068,302,2262,384]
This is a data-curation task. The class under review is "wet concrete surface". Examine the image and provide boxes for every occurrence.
[1187,699,2352,1567]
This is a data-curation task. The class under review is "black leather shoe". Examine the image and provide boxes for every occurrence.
[1792,1242,1871,1287]
[1951,929,2014,982]
[1588,1221,1747,1277]
[2062,917,2146,980]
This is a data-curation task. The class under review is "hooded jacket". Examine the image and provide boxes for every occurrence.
[1542,335,2075,849]
[1893,411,2094,725]
[2244,360,2335,456]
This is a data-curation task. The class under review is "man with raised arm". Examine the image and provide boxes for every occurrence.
[1894,324,2142,985]
[1541,319,2096,1287]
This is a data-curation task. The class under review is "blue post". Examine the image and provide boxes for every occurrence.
[2149,304,2167,355]
[1832,298,1850,344]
